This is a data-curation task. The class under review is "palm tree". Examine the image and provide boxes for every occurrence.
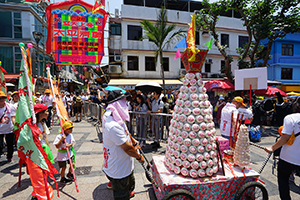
[140,7,186,94]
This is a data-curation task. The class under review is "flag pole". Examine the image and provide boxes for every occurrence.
[46,66,79,193]
[20,43,52,200]
[19,43,36,125]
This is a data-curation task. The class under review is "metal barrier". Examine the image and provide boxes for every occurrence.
[83,102,100,120]
[87,104,172,144]
[128,111,172,143]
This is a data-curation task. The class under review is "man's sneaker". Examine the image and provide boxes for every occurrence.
[107,181,112,190]
[7,158,13,163]
[67,172,74,181]
[60,177,72,185]
[31,196,38,200]
[129,191,135,198]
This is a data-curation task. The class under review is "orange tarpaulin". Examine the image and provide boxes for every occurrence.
[50,80,69,124]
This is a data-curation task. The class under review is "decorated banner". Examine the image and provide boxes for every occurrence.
[15,43,58,199]
[46,0,108,66]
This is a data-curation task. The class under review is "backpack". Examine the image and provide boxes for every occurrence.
[75,96,83,107]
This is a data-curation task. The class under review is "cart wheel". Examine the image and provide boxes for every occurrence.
[235,181,268,200]
[145,159,153,183]
[162,189,195,200]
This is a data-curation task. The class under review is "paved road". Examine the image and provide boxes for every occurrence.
[0,119,299,200]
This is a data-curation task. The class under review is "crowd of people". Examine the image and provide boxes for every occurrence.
[1,85,300,200]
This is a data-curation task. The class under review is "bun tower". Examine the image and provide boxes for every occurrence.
[164,46,219,178]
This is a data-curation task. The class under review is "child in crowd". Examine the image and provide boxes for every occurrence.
[53,120,76,184]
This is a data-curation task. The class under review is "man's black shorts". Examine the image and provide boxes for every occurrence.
[74,106,82,114]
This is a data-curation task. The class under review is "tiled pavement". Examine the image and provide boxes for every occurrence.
[0,120,299,200]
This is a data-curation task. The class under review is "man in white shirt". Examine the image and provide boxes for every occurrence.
[235,96,253,124]
[220,97,242,140]
[102,90,144,200]
[265,97,300,200]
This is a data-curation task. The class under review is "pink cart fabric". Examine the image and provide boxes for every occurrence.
[152,156,260,200]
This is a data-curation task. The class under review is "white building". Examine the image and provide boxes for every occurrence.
[108,0,248,89]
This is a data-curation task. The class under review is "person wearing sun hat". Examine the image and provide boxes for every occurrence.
[220,97,240,142]
[102,90,144,199]
[234,96,253,124]
[34,104,54,164]
[0,91,15,162]
[53,120,76,184]
[9,91,19,123]
[42,89,54,128]
[35,92,42,104]
[28,104,55,199]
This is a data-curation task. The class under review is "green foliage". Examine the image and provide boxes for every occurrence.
[233,0,300,67]
[196,0,300,74]
[140,7,185,93]
[195,0,234,83]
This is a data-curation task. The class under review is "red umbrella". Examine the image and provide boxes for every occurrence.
[254,86,287,97]
[204,79,234,91]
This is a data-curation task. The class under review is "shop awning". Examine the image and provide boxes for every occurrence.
[4,74,21,79]
[108,79,182,90]
[6,83,15,87]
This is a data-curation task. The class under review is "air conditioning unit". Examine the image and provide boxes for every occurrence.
[202,31,210,38]
[114,55,122,61]
[109,65,122,74]
[115,9,119,18]
[206,59,213,64]
[179,69,187,77]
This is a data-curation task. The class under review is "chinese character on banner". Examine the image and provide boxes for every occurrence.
[54,29,65,37]
[92,31,102,38]
[79,30,90,38]
[66,30,78,37]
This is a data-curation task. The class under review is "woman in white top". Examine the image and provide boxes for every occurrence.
[0,91,15,162]
[34,104,54,164]
[133,94,148,147]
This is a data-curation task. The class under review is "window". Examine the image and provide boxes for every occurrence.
[0,47,13,73]
[163,57,169,71]
[282,44,293,56]
[221,9,233,17]
[221,34,229,47]
[128,56,139,70]
[14,47,21,74]
[128,25,142,40]
[221,60,225,69]
[195,31,200,45]
[281,68,293,80]
[181,60,185,69]
[205,63,211,73]
[0,11,12,37]
[13,12,22,38]
[110,23,121,35]
[145,57,156,71]
[239,36,249,48]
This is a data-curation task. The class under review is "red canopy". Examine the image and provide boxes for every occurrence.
[204,79,234,91]
[254,86,287,97]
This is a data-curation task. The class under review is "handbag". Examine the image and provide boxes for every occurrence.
[274,132,300,157]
